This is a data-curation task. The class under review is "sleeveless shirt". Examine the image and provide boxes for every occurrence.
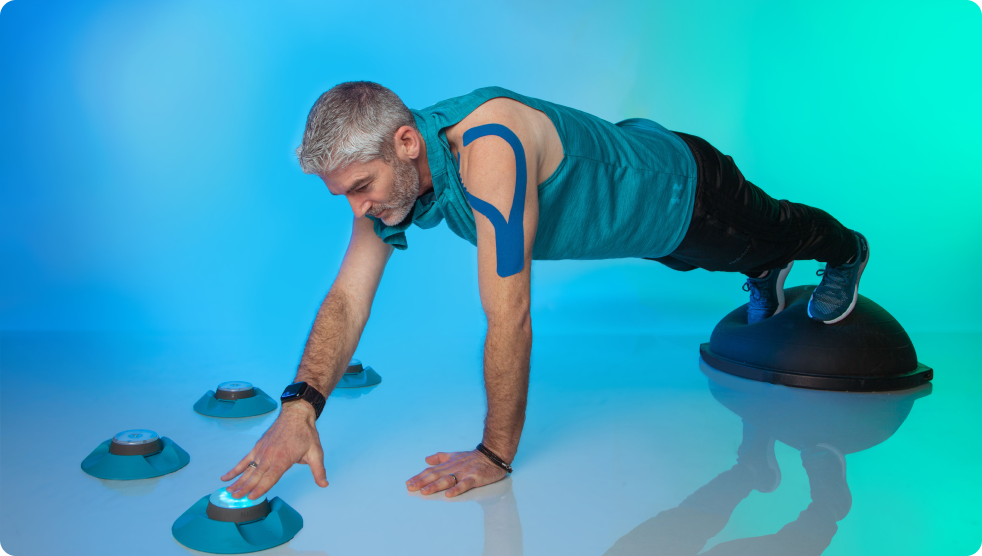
[366,86,697,261]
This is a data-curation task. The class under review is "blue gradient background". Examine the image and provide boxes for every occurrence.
[2,0,980,340]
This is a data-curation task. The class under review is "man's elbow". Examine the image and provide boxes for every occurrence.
[486,305,532,334]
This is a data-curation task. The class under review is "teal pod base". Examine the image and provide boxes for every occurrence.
[172,495,303,554]
[194,388,278,418]
[336,366,382,389]
[81,437,190,480]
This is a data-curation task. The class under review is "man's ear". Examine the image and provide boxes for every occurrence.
[394,125,421,160]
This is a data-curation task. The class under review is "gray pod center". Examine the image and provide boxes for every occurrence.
[345,359,364,374]
[215,381,257,400]
[206,499,271,523]
[109,429,163,456]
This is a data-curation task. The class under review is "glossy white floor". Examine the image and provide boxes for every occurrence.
[1,330,980,556]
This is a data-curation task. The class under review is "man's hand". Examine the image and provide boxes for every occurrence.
[405,450,507,497]
[220,402,329,500]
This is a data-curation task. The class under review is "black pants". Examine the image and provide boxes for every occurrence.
[646,132,857,277]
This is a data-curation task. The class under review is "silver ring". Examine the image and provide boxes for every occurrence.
[248,461,258,470]
[449,473,457,487]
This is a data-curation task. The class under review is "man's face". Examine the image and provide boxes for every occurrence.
[323,154,420,226]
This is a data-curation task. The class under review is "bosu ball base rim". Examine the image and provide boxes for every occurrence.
[194,387,278,418]
[81,436,190,480]
[700,344,933,392]
[700,285,934,392]
[172,494,303,554]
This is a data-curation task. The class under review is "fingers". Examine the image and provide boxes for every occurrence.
[425,452,451,465]
[407,450,508,497]
[305,444,329,488]
[406,467,442,492]
[223,409,328,499]
[247,464,287,500]
[226,463,257,495]
[221,450,256,482]
[228,461,268,499]
[446,475,480,497]
[419,473,459,496]
[407,452,459,490]
[446,464,508,498]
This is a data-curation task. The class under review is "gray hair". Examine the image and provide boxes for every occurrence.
[296,81,416,177]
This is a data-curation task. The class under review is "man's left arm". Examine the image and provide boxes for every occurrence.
[406,121,539,497]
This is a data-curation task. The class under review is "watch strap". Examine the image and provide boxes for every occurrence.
[282,382,326,420]
[301,383,326,419]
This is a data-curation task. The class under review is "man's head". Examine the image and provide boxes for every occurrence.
[296,81,422,225]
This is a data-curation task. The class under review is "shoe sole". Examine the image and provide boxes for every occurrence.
[772,261,794,316]
[756,437,782,493]
[810,240,869,324]
[815,443,847,479]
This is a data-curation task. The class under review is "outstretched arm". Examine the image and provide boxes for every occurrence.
[222,214,394,500]
[406,119,539,497]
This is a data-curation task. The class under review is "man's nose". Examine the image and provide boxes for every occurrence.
[347,195,370,218]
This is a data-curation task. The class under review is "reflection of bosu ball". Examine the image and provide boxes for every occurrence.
[194,381,278,418]
[172,486,303,554]
[81,429,190,480]
[700,285,933,391]
[604,362,931,556]
[336,359,381,388]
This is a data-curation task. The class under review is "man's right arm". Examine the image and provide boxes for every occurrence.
[294,213,394,396]
[221,215,394,500]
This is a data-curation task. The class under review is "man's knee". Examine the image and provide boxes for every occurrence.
[644,256,698,272]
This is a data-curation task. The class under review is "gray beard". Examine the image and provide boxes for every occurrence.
[370,157,420,226]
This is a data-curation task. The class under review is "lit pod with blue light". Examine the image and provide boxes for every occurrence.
[172,487,303,554]
[336,359,382,389]
[81,429,190,480]
[193,381,278,418]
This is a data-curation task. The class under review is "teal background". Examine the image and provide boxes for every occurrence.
[2,0,979,337]
[1,3,981,556]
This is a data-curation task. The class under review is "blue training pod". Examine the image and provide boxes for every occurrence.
[194,382,278,418]
[172,491,303,554]
[81,432,190,480]
[336,359,382,389]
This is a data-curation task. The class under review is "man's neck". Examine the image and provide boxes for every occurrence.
[415,134,434,197]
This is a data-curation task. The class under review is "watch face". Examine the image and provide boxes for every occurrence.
[281,382,306,399]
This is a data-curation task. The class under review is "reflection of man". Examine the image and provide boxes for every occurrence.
[605,425,849,556]
[603,364,930,556]
[222,82,870,501]
[425,477,524,556]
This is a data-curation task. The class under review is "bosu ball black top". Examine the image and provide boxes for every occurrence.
[700,285,933,392]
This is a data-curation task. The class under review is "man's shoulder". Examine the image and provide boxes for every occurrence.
[463,97,529,125]
[419,86,526,119]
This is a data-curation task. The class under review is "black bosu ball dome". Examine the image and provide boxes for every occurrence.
[700,285,933,392]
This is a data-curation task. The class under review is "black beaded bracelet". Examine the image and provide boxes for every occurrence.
[476,443,513,473]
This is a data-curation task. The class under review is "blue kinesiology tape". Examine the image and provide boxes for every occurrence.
[459,123,526,278]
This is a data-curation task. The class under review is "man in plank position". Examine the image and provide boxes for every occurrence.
[222,82,869,500]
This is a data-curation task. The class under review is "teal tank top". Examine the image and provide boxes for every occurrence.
[367,86,697,260]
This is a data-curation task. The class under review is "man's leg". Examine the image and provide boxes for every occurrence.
[658,131,867,323]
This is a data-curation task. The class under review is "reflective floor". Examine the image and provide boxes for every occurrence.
[1,330,980,556]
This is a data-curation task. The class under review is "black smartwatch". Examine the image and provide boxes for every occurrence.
[280,382,326,419]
